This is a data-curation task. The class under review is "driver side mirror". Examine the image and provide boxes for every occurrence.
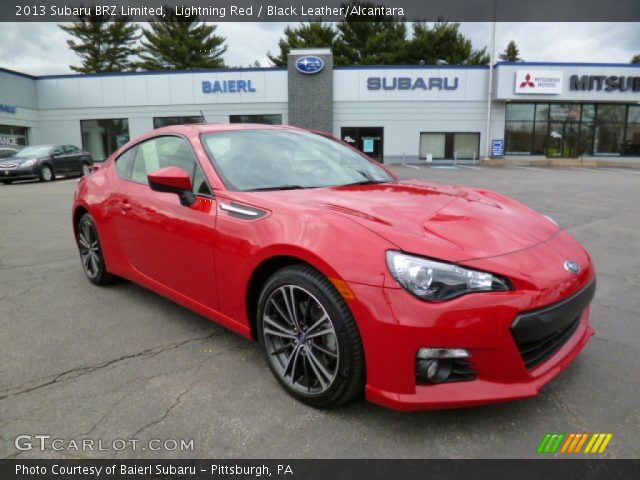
[148,167,195,207]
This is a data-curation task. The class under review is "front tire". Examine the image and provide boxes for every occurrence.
[257,264,365,408]
[2,180,12,185]
[39,165,54,182]
[76,213,114,285]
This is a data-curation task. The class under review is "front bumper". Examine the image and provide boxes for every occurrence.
[0,166,38,180]
[347,231,596,411]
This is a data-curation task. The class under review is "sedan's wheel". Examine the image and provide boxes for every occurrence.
[257,265,365,408]
[2,180,12,185]
[39,165,53,182]
[77,213,114,285]
[81,163,91,176]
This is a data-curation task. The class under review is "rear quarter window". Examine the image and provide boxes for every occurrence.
[115,147,137,179]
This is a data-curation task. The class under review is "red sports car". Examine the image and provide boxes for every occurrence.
[72,124,596,411]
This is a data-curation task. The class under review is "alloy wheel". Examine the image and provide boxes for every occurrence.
[42,166,52,181]
[78,220,101,279]
[262,285,339,395]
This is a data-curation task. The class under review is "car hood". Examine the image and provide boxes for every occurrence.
[254,180,560,262]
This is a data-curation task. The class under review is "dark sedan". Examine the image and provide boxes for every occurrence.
[0,144,93,184]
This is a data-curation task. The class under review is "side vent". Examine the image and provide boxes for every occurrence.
[219,202,267,220]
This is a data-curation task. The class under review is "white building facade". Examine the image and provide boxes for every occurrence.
[1,51,639,164]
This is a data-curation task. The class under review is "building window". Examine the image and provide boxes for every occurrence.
[453,133,480,159]
[419,132,480,160]
[229,114,282,125]
[505,103,540,155]
[505,122,535,154]
[593,104,626,156]
[505,103,639,157]
[81,119,129,162]
[0,125,28,147]
[625,105,640,156]
[153,116,204,129]
[419,133,445,159]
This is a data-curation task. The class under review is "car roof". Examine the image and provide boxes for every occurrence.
[151,123,306,136]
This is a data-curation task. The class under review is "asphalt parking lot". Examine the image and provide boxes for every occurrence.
[1,165,639,459]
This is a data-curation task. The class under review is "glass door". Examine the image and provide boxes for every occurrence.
[341,127,384,163]
[547,122,580,157]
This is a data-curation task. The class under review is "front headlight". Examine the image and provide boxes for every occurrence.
[19,158,37,167]
[386,251,511,301]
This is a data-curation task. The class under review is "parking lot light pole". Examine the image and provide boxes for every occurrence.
[484,4,497,161]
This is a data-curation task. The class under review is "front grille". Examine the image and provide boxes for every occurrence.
[511,280,596,370]
[515,315,581,369]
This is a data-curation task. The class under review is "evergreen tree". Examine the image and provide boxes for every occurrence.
[138,8,227,70]
[405,21,489,65]
[631,54,640,64]
[333,2,408,65]
[59,14,140,73]
[499,40,523,62]
[267,22,337,67]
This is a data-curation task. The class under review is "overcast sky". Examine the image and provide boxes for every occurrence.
[0,22,638,75]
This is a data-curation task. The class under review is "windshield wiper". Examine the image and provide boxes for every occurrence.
[248,185,307,192]
[341,179,388,187]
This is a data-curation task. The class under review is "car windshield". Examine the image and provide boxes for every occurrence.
[202,129,393,191]
[15,145,53,157]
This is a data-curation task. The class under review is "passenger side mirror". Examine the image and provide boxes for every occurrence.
[147,167,195,207]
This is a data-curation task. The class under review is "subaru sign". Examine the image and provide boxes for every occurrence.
[295,56,325,75]
[367,77,459,91]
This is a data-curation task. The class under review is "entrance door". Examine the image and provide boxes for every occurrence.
[341,127,384,163]
[547,122,580,157]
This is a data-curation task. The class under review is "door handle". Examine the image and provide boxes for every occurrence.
[120,199,131,213]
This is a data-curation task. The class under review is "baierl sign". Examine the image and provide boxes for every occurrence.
[514,70,563,94]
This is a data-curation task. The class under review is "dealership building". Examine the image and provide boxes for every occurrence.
[1,48,639,164]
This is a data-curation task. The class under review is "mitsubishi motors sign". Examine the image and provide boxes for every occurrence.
[514,70,563,94]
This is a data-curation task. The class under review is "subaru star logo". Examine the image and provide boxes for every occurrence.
[564,260,580,274]
[295,56,325,75]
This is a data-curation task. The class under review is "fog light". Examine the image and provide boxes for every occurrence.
[417,348,470,360]
[416,348,473,384]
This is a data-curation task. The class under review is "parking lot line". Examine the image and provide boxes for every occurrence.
[401,163,420,170]
[596,167,640,175]
[512,166,551,173]
[568,166,622,174]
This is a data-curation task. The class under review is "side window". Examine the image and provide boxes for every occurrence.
[53,146,64,156]
[193,162,212,196]
[115,146,137,179]
[131,136,197,185]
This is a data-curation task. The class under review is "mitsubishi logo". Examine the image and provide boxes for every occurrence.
[520,73,535,88]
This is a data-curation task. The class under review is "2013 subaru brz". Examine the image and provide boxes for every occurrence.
[72,124,596,411]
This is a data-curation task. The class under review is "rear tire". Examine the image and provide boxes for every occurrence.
[76,213,115,285]
[2,180,12,185]
[257,264,365,409]
[39,165,54,182]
